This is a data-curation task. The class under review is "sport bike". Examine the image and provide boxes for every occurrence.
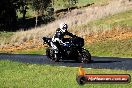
[42,36,91,63]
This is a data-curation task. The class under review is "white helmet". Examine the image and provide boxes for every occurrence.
[59,23,68,33]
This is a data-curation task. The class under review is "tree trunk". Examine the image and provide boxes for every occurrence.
[35,15,38,29]
[22,0,26,21]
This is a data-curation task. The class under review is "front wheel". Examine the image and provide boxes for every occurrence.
[46,47,60,62]
[77,48,91,63]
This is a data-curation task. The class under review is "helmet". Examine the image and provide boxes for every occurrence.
[59,23,68,33]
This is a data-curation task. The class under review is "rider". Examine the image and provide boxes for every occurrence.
[51,23,76,58]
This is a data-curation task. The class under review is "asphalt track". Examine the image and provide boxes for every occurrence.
[0,53,132,70]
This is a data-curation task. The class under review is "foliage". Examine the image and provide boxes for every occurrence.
[31,0,52,15]
[0,0,18,31]
[0,0,53,31]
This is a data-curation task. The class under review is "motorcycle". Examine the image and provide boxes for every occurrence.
[42,36,91,63]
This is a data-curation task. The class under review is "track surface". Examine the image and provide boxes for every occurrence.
[0,54,132,70]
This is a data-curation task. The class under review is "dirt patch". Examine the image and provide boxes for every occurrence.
[0,40,44,53]
[85,28,132,43]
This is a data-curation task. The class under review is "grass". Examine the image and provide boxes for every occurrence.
[74,10,132,33]
[0,60,132,88]
[13,38,132,58]
[0,32,14,45]
[88,10,132,27]
[76,0,108,6]
[1,1,131,57]
[1,1,131,88]
[11,1,131,45]
[86,38,132,58]
[54,0,109,10]
[14,48,45,55]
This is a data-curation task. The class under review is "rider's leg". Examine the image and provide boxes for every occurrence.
[50,42,59,58]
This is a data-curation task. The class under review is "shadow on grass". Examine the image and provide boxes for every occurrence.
[0,53,132,70]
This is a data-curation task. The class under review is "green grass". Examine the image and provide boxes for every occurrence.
[0,32,14,45]
[77,0,108,6]
[83,10,132,29]
[76,10,132,58]
[93,10,132,26]
[0,60,132,88]
[86,38,132,58]
[14,48,46,55]
[54,0,109,10]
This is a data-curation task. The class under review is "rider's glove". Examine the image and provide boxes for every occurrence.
[63,43,67,46]
[73,35,77,38]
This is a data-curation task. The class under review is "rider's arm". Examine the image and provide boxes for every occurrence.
[66,31,77,37]
[52,32,65,45]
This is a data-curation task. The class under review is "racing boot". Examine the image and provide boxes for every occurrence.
[53,50,60,62]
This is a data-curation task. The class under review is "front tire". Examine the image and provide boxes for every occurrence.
[46,47,60,62]
[77,48,91,63]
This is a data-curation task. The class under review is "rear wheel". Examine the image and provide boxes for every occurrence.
[77,48,91,63]
[46,47,60,62]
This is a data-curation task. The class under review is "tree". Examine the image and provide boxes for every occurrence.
[0,0,18,31]
[30,0,52,27]
[0,0,53,31]
[18,0,28,21]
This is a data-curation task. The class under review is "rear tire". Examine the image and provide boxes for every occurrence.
[77,48,91,63]
[46,47,60,62]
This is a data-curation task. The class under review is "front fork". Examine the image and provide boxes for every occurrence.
[77,48,84,54]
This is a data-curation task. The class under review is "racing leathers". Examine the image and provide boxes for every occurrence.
[51,28,75,58]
